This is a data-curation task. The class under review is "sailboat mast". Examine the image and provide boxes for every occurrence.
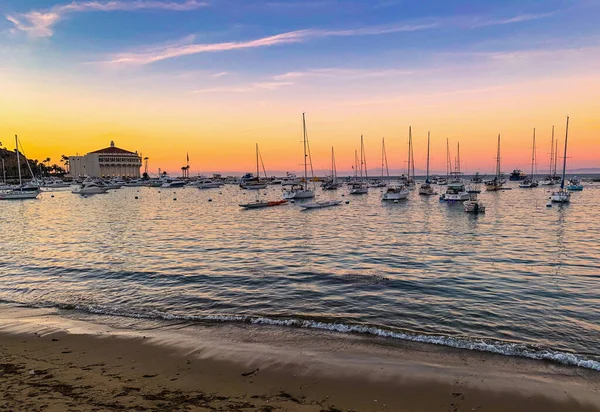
[381,138,385,179]
[383,138,390,178]
[354,149,359,179]
[426,131,430,183]
[549,126,555,176]
[256,143,259,179]
[531,128,536,177]
[331,147,334,182]
[407,127,412,180]
[560,116,569,189]
[361,135,368,181]
[446,138,450,180]
[554,135,559,178]
[410,130,415,181]
[302,113,308,190]
[15,135,22,190]
[457,143,461,174]
[496,134,501,178]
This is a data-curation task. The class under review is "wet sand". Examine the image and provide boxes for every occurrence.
[0,306,598,411]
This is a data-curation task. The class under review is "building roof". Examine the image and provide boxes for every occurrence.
[88,141,138,155]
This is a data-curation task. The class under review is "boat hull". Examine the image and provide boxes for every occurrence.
[550,191,571,203]
[283,189,314,199]
[464,200,486,213]
[301,200,342,209]
[73,188,108,195]
[0,190,40,200]
[239,200,288,209]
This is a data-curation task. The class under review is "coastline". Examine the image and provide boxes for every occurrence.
[0,306,598,411]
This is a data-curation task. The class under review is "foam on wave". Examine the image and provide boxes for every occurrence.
[46,302,600,372]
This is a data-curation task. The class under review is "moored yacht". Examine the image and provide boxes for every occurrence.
[520,128,539,188]
[322,147,341,190]
[283,113,315,200]
[550,117,572,203]
[440,181,470,202]
[196,179,223,189]
[72,179,109,195]
[567,177,583,191]
[160,175,186,188]
[419,131,435,196]
[464,191,486,213]
[0,136,40,200]
[348,136,369,195]
[485,134,504,191]
[382,185,409,200]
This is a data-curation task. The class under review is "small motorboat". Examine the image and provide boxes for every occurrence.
[196,179,223,189]
[239,199,288,209]
[72,180,109,195]
[567,178,583,191]
[300,200,342,209]
[382,185,409,200]
[464,192,486,213]
[348,182,368,195]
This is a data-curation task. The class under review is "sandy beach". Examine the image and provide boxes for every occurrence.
[0,306,598,412]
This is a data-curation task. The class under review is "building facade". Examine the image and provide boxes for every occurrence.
[69,141,142,178]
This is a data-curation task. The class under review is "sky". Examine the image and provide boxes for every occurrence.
[1,0,599,175]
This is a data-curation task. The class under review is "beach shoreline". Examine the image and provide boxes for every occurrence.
[0,305,598,411]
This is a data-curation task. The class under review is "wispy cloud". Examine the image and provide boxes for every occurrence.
[6,1,206,37]
[192,81,293,94]
[274,68,414,80]
[211,71,229,77]
[469,12,555,28]
[101,22,437,65]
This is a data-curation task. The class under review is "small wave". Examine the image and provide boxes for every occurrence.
[40,302,600,372]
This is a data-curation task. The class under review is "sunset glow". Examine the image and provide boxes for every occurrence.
[1,0,599,175]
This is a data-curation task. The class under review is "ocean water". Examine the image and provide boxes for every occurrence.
[1,182,599,370]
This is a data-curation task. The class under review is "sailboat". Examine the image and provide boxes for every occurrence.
[449,142,464,183]
[0,135,40,200]
[370,138,389,187]
[283,113,315,199]
[349,136,369,194]
[418,131,435,196]
[541,126,559,186]
[437,138,451,186]
[550,117,572,203]
[240,144,268,190]
[485,134,504,191]
[520,128,539,188]
[322,147,340,190]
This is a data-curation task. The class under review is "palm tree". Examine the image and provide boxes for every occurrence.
[60,155,69,172]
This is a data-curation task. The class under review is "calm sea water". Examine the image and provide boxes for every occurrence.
[1,181,599,369]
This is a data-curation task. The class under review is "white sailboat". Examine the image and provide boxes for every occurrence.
[485,134,504,191]
[419,131,435,196]
[322,147,340,190]
[541,126,560,185]
[449,142,464,183]
[520,128,539,188]
[550,117,572,203]
[349,136,369,195]
[437,138,451,186]
[283,113,315,199]
[370,138,389,187]
[240,144,268,190]
[0,135,40,200]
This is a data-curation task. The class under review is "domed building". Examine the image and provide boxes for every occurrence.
[69,141,142,178]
